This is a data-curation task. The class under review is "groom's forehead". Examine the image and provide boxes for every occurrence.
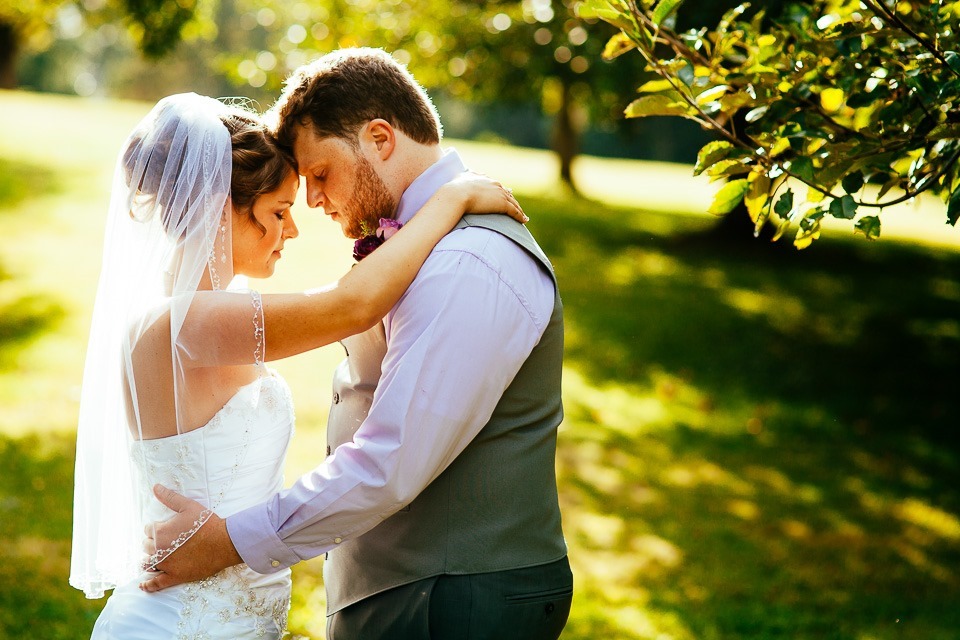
[294,130,353,160]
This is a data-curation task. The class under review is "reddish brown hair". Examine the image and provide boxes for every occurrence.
[270,47,442,153]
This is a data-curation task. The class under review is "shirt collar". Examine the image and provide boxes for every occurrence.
[395,149,467,226]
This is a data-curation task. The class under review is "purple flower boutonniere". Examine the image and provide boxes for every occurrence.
[353,218,402,261]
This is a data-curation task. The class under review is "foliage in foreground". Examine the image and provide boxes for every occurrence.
[580,0,960,247]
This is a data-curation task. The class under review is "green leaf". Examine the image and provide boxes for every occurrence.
[794,218,822,249]
[820,87,845,113]
[693,140,736,176]
[624,94,696,118]
[819,20,864,40]
[768,137,791,158]
[696,84,730,105]
[708,179,749,215]
[576,0,636,31]
[841,171,865,194]
[774,189,795,217]
[745,171,771,222]
[789,156,816,183]
[637,79,675,93]
[652,0,685,27]
[707,159,751,181]
[877,175,900,200]
[719,91,758,112]
[817,157,854,189]
[854,216,882,240]
[603,32,638,60]
[828,195,858,219]
[929,123,960,140]
[948,186,960,225]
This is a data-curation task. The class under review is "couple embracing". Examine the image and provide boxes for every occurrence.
[70,48,572,639]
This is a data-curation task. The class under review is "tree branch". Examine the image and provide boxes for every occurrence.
[861,0,960,78]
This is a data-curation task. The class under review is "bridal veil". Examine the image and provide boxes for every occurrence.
[70,93,263,598]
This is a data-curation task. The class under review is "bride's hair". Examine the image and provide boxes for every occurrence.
[123,102,293,237]
[221,108,295,234]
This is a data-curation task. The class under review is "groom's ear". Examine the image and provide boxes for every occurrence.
[362,119,396,161]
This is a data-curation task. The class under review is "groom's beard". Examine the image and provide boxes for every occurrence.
[344,154,396,239]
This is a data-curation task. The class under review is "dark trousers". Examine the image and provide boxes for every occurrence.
[326,557,573,640]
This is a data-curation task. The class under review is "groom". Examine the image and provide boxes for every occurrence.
[146,48,571,639]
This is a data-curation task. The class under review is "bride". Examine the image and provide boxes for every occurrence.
[69,93,524,638]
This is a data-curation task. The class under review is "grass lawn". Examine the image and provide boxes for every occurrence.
[1,89,959,639]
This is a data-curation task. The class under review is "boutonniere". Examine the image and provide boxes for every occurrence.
[353,218,403,261]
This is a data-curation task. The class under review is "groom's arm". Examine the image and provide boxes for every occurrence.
[140,485,244,592]
[226,229,555,573]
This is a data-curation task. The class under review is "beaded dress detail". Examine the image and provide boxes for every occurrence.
[90,370,295,639]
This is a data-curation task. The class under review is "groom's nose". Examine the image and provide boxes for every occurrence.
[306,182,325,209]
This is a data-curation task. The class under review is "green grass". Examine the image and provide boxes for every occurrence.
[1,89,959,639]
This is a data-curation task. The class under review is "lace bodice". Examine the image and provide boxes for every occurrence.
[91,371,295,640]
[131,370,293,520]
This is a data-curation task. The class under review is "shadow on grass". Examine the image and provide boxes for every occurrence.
[0,262,65,370]
[0,157,66,369]
[523,195,960,639]
[0,185,957,639]
[0,157,60,211]
[0,433,105,638]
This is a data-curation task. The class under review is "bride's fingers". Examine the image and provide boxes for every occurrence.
[153,483,191,513]
[508,205,529,224]
[502,190,527,223]
[139,571,174,593]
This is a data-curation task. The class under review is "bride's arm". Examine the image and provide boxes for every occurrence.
[181,174,524,366]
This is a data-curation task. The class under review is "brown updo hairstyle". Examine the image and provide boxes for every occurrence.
[219,105,296,234]
[123,100,294,237]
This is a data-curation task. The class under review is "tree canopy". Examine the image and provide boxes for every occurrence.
[215,0,648,191]
[0,0,203,88]
[579,0,960,247]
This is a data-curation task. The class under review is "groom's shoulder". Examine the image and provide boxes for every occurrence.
[434,222,529,266]
[425,222,551,295]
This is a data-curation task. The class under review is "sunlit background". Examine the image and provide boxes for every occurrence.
[2,1,960,639]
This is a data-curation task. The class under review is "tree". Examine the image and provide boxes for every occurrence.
[0,0,61,88]
[0,0,200,89]
[428,1,649,193]
[578,0,960,247]
[218,0,650,193]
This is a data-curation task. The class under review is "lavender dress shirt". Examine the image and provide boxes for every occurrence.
[226,150,555,573]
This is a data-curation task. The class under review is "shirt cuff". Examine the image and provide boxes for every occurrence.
[225,501,301,574]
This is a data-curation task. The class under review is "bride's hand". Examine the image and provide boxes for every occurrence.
[138,484,242,592]
[438,172,527,224]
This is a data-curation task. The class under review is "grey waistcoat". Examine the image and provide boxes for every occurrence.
[324,214,567,614]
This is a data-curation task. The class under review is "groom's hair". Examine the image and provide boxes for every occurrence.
[269,47,442,154]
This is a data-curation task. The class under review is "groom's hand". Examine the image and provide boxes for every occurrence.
[139,484,243,593]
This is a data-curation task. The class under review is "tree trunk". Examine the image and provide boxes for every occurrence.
[0,21,18,89]
[551,80,580,194]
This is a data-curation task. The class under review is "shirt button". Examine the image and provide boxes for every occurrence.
[333,392,340,404]
[334,537,342,544]
[270,560,280,568]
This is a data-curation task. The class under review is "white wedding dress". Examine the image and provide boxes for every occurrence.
[90,370,295,640]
